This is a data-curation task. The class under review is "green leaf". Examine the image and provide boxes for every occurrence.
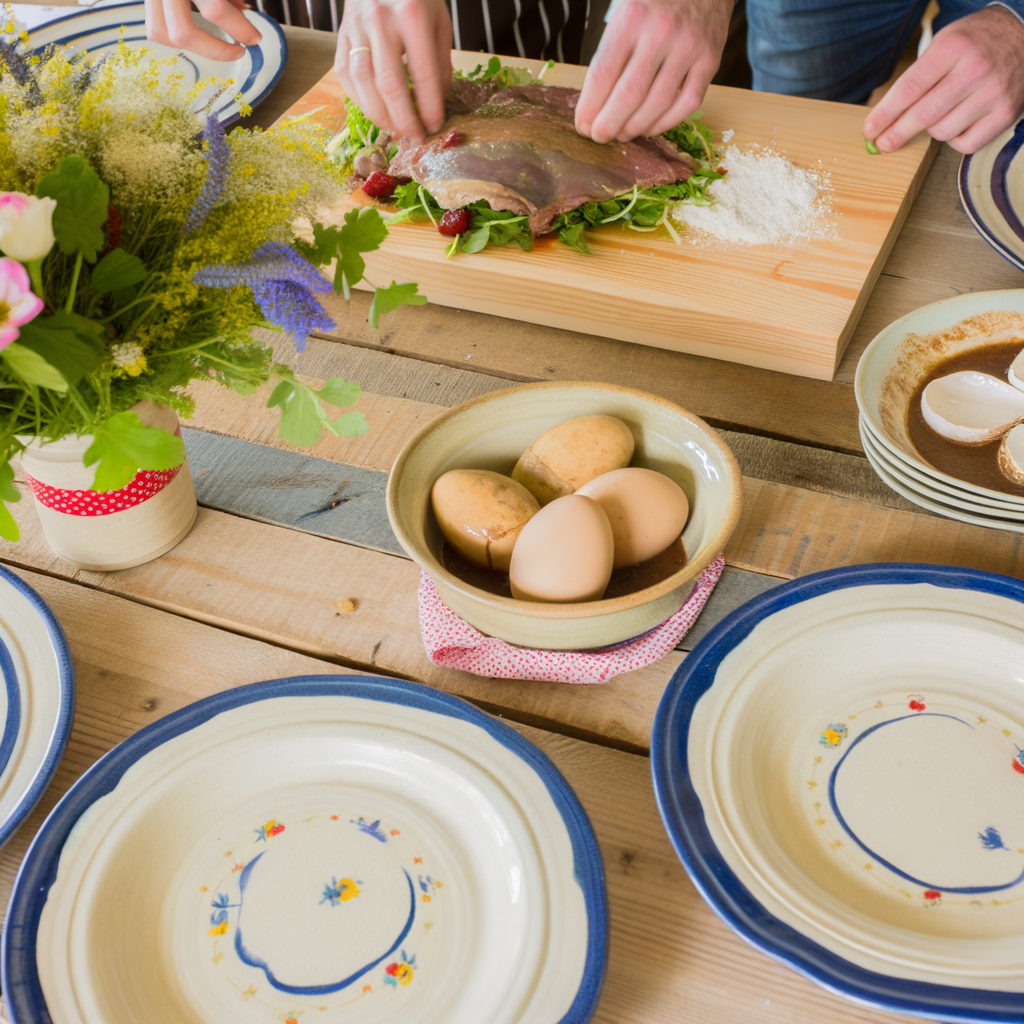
[318,377,361,409]
[89,248,147,294]
[369,281,427,330]
[267,379,334,447]
[865,137,881,155]
[336,207,389,292]
[83,412,186,492]
[37,155,110,263]
[460,226,491,254]
[333,410,368,437]
[0,504,17,543]
[16,312,105,385]
[558,222,590,253]
[0,461,19,506]
[1,343,68,392]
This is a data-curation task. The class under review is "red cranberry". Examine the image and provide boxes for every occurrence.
[441,131,462,149]
[362,171,400,198]
[438,209,471,235]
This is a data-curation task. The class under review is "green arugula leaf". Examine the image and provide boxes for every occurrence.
[1,343,68,392]
[89,248,147,294]
[37,155,110,263]
[16,312,105,385]
[336,207,389,294]
[460,226,491,255]
[83,412,187,492]
[558,222,590,253]
[369,282,427,329]
[318,377,361,409]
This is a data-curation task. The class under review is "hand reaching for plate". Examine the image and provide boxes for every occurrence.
[863,5,1024,155]
[335,0,453,144]
[145,0,262,61]
[576,0,733,144]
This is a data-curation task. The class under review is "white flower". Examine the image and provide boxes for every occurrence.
[0,193,57,263]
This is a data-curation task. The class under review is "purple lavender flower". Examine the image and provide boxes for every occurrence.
[183,115,230,236]
[0,36,43,105]
[193,242,333,350]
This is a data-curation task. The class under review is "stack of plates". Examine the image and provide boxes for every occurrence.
[855,289,1024,531]
[652,563,1024,1022]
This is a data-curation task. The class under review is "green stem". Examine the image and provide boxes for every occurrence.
[64,252,83,314]
[27,259,44,301]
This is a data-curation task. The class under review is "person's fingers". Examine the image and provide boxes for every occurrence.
[576,0,645,137]
[863,44,952,142]
[947,109,1012,154]
[364,9,426,141]
[402,2,448,134]
[159,0,248,58]
[873,69,967,151]
[145,0,170,45]
[195,0,262,45]
[645,53,716,137]
[590,36,666,143]
[345,33,395,133]
[926,91,992,143]
[618,44,690,140]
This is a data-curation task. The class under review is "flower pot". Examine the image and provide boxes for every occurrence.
[19,402,197,571]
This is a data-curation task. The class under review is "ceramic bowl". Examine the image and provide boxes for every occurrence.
[855,289,1024,503]
[386,382,743,650]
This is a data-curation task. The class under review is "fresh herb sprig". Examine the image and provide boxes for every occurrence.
[453,55,556,88]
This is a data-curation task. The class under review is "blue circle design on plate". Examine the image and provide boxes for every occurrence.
[232,854,418,995]
[827,711,1024,895]
[0,565,74,852]
[651,563,1024,1024]
[1,675,607,1024]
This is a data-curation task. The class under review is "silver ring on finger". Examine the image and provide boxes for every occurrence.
[349,45,371,56]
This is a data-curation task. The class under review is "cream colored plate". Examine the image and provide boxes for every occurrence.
[5,677,605,1024]
[653,566,1024,1020]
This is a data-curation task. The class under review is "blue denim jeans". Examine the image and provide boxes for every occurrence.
[747,0,1024,103]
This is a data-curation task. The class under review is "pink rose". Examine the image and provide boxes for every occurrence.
[0,258,44,350]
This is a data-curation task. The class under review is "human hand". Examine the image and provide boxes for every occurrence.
[145,0,261,62]
[335,0,452,143]
[575,0,732,144]
[864,6,1024,155]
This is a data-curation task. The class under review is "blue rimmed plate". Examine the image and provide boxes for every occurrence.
[0,565,74,850]
[652,564,1024,1023]
[3,675,606,1024]
[24,1,287,124]
[959,120,1024,273]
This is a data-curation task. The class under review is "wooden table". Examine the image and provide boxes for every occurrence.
[1,25,1022,1024]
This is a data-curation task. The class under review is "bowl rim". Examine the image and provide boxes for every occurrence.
[386,380,743,621]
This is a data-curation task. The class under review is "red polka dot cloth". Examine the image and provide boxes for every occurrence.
[418,552,725,684]
[25,465,182,517]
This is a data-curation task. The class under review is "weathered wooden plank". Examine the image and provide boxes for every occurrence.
[0,566,911,1024]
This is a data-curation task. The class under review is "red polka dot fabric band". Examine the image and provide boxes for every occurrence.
[25,465,183,517]
[418,552,725,684]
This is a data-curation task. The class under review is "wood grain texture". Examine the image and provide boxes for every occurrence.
[286,53,936,380]
[0,566,912,1024]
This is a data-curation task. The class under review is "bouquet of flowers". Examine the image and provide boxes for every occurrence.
[0,17,424,542]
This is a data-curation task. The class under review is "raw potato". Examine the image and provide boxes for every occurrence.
[512,415,635,505]
[509,494,615,603]
[576,467,689,568]
[431,469,540,572]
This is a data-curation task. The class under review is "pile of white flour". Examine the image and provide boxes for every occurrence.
[672,145,834,246]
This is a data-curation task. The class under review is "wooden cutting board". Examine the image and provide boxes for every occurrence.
[282,52,937,381]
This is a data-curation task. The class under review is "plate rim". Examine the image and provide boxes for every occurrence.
[26,1,288,125]
[651,562,1024,1024]
[0,564,74,850]
[958,119,1024,274]
[1,673,607,1024]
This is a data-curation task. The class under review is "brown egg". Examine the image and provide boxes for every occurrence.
[509,495,614,602]
[512,415,635,505]
[431,470,540,572]
[576,467,689,568]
